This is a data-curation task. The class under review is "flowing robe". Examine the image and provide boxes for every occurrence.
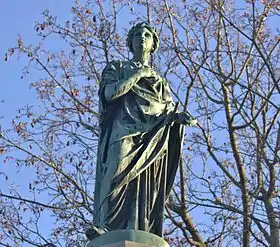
[93,60,184,237]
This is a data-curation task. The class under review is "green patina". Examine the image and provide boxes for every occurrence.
[88,22,197,242]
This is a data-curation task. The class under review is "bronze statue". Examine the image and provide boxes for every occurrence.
[89,22,196,240]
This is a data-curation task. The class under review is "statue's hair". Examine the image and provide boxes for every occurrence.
[126,22,159,54]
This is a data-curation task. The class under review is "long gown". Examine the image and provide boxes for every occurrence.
[93,60,184,237]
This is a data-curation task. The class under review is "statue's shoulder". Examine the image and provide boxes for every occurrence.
[101,60,126,86]
[102,60,125,74]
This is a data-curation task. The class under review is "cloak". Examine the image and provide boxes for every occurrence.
[93,60,184,237]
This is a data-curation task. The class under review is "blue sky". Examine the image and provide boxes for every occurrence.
[0,1,75,124]
[0,2,75,245]
[0,0,78,194]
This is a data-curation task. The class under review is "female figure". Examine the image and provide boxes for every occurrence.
[92,22,196,238]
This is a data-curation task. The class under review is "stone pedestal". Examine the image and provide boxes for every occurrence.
[105,240,154,247]
[86,229,169,247]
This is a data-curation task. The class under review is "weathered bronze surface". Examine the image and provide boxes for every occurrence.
[91,22,196,240]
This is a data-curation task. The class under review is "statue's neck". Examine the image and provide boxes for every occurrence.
[131,52,150,67]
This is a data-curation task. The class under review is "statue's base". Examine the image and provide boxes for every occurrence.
[86,229,169,247]
[100,240,154,247]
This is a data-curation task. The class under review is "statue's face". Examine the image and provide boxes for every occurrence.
[131,26,154,55]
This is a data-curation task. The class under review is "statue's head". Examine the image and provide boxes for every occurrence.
[127,22,159,55]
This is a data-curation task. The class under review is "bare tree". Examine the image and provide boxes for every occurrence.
[1,1,279,246]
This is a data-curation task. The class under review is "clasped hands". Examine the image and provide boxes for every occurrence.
[124,66,159,82]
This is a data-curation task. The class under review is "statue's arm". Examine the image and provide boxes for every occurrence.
[101,61,143,101]
[104,73,141,101]
[101,61,156,101]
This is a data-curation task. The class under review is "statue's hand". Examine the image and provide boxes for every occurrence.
[173,112,197,126]
[138,67,158,79]
[123,67,157,81]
